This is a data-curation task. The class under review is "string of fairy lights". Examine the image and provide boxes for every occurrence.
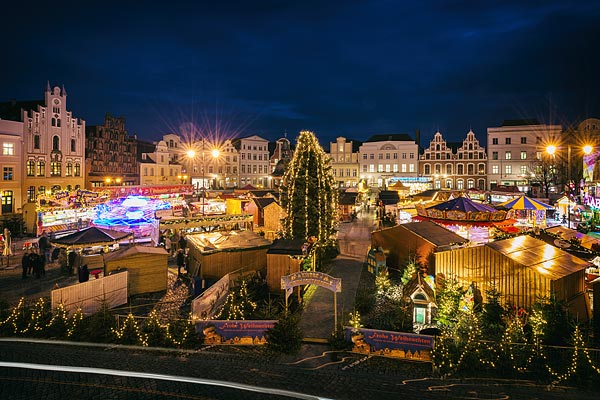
[213,279,257,320]
[282,130,338,243]
[0,297,198,347]
[431,304,600,384]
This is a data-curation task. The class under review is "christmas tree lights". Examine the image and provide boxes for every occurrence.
[281,130,338,244]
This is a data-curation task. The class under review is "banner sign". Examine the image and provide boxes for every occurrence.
[196,320,276,345]
[345,327,434,361]
[91,184,194,198]
[191,274,230,320]
[281,271,342,294]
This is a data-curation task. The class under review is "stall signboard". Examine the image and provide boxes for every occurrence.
[281,271,341,299]
[345,327,434,361]
[583,194,600,209]
[91,184,193,199]
[192,274,230,320]
[196,320,276,345]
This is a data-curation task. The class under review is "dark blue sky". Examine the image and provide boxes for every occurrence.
[3,0,600,147]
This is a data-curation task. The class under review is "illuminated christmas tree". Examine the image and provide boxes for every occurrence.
[281,130,338,244]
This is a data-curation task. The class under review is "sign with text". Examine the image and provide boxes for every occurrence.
[196,320,276,345]
[345,327,434,361]
[191,274,230,320]
[281,271,342,297]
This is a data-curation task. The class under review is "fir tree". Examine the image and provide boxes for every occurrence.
[435,276,465,334]
[281,130,338,244]
[480,286,506,341]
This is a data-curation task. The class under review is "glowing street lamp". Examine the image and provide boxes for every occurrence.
[186,141,221,215]
[546,143,593,228]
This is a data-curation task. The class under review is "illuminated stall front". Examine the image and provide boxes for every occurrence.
[92,195,172,238]
[23,189,108,236]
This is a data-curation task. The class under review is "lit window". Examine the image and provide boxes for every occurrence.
[2,143,14,155]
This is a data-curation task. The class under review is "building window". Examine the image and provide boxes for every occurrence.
[393,164,399,172]
[505,165,512,174]
[492,138,498,145]
[27,160,35,176]
[1,190,13,214]
[27,186,36,202]
[505,151,512,160]
[34,135,40,149]
[53,136,60,151]
[378,154,383,159]
[505,138,511,145]
[362,154,367,159]
[402,164,407,173]
[37,161,45,176]
[520,165,528,175]
[66,163,73,176]
[369,164,375,172]
[51,162,61,176]
[3,167,13,180]
[492,165,499,174]
[2,142,14,155]
[424,165,430,175]
[520,151,527,160]
[521,137,527,144]
[71,139,76,152]
[377,164,383,172]
[74,163,80,177]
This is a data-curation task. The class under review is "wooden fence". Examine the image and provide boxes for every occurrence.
[51,271,128,315]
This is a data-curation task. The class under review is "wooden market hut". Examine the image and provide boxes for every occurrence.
[186,230,272,280]
[371,221,468,273]
[103,245,169,296]
[266,238,305,292]
[244,197,275,226]
[434,235,591,320]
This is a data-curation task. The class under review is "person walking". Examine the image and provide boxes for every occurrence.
[176,249,185,277]
[38,231,51,263]
[21,250,30,279]
[178,234,186,252]
[164,235,172,255]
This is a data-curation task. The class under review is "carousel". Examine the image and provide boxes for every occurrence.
[414,195,511,243]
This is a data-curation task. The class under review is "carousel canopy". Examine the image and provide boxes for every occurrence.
[49,227,134,249]
[498,195,553,210]
[426,196,496,213]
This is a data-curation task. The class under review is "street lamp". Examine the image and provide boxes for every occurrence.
[186,142,220,215]
[546,144,593,229]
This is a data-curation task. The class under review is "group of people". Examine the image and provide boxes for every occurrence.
[21,248,46,279]
[157,229,189,277]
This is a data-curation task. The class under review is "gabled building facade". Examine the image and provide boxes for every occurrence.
[420,130,487,190]
[328,137,361,188]
[85,113,138,188]
[0,84,86,204]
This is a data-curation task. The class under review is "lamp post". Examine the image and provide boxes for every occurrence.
[186,142,220,216]
[546,144,593,229]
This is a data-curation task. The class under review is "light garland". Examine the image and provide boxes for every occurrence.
[281,130,338,244]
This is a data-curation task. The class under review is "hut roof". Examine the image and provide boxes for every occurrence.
[387,221,468,247]
[426,196,497,213]
[486,235,591,280]
[544,225,600,250]
[338,192,358,206]
[187,230,272,254]
[103,245,168,262]
[267,238,306,255]
[252,197,277,210]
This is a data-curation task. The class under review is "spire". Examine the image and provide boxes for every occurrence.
[46,81,51,92]
[283,130,287,139]
[62,84,67,96]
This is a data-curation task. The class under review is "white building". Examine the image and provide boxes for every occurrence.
[487,119,561,192]
[139,140,183,185]
[1,84,86,204]
[359,134,419,189]
[0,119,24,215]
[232,135,270,188]
[328,137,361,188]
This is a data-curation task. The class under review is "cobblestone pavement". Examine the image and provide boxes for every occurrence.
[0,340,597,400]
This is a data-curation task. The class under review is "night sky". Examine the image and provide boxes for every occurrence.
[3,1,600,147]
